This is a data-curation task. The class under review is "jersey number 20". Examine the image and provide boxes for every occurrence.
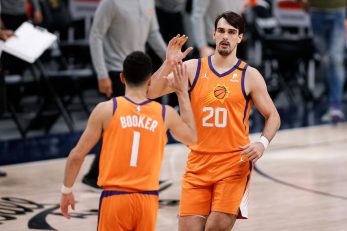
[202,107,227,128]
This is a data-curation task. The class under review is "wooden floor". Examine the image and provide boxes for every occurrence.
[1,124,346,231]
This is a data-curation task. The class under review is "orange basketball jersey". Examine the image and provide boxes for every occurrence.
[97,96,167,191]
[189,56,252,153]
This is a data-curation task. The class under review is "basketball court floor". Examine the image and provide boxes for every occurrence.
[0,123,346,231]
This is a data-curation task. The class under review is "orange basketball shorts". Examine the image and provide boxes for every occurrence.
[179,151,253,218]
[97,190,159,231]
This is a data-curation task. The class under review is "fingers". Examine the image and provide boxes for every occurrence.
[71,200,75,211]
[60,202,70,219]
[247,153,258,161]
[169,34,189,49]
[106,87,113,98]
[98,79,113,98]
[241,147,252,156]
[182,47,193,59]
[181,63,187,77]
[170,34,180,48]
[100,86,112,98]
[173,62,179,79]
[239,144,250,150]
[60,194,76,219]
[60,205,67,218]
[177,62,183,76]
[241,143,264,161]
[177,35,187,48]
[174,62,185,79]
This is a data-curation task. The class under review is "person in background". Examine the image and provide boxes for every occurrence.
[155,0,187,107]
[0,0,43,76]
[298,0,346,123]
[0,0,43,30]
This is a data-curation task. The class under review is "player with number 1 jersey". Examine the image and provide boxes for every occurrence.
[98,96,167,191]
[60,51,197,231]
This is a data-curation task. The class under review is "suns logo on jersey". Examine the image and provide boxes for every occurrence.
[204,84,230,104]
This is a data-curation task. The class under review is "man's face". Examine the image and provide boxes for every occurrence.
[213,18,243,56]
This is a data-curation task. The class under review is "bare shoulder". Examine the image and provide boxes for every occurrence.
[184,58,199,66]
[245,65,266,87]
[92,100,113,117]
[246,65,262,78]
[96,100,112,110]
[184,59,199,83]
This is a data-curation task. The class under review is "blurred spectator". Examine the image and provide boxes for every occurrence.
[39,0,71,33]
[191,0,244,57]
[0,28,14,177]
[155,0,187,107]
[86,0,167,189]
[156,0,186,42]
[0,0,43,75]
[90,0,166,98]
[0,0,43,29]
[298,0,346,123]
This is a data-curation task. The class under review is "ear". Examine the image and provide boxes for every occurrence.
[120,72,126,84]
[147,78,152,86]
[213,31,216,42]
[237,33,243,44]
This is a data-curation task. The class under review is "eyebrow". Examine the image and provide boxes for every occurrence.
[217,27,238,32]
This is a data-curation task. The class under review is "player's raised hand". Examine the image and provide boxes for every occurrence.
[166,34,193,64]
[164,62,189,94]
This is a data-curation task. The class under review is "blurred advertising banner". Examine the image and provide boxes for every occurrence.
[273,0,310,28]
[69,0,100,19]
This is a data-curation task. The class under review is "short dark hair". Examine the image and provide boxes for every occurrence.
[123,51,152,86]
[214,11,245,35]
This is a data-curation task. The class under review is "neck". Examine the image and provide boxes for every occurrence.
[124,86,148,102]
[212,48,238,68]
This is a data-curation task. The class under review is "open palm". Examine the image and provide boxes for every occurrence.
[166,35,193,64]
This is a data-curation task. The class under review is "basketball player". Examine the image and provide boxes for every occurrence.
[60,51,197,231]
[148,11,281,230]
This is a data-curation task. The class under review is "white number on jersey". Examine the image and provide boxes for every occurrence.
[130,131,140,167]
[202,107,227,128]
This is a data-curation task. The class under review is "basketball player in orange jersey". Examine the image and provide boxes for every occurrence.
[148,11,281,230]
[60,51,197,231]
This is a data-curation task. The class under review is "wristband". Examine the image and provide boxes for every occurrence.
[61,185,73,194]
[258,136,269,149]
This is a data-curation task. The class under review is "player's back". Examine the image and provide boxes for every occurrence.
[98,96,167,191]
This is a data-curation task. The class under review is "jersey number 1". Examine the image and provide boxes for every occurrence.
[130,131,140,167]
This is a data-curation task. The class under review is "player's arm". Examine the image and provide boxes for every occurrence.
[165,63,197,145]
[241,67,281,161]
[60,103,106,219]
[249,67,281,141]
[148,35,193,99]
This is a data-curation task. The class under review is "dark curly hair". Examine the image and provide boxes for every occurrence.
[123,51,152,86]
